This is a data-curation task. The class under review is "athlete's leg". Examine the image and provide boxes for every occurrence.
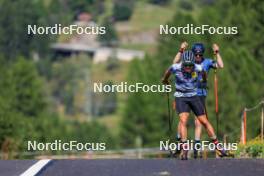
[196,115,216,139]
[175,97,190,141]
[179,112,189,141]
[194,118,202,159]
[194,118,203,140]
[177,122,181,141]
[175,97,191,160]
[194,96,206,141]
[189,96,215,138]
[179,112,189,160]
[197,114,227,157]
[190,96,227,157]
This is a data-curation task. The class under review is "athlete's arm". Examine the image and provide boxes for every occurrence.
[162,69,171,85]
[173,41,188,64]
[173,52,182,64]
[212,43,224,68]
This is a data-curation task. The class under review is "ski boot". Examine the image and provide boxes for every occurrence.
[180,143,188,160]
[193,140,202,159]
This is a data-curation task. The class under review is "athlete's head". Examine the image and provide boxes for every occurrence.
[192,43,205,64]
[181,51,195,73]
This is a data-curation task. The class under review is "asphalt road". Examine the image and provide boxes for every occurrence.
[0,160,36,176]
[1,159,264,176]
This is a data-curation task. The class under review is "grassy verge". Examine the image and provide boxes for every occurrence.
[235,137,264,158]
[116,1,176,33]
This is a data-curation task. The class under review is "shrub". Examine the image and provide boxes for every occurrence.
[113,4,133,21]
[235,137,264,158]
[148,0,171,6]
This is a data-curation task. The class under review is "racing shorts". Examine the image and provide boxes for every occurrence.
[175,96,205,116]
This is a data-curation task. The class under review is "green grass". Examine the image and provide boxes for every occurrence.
[129,2,175,32]
[116,1,176,33]
[119,43,157,53]
[97,114,122,136]
[91,61,129,82]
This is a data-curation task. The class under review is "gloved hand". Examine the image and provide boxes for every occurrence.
[179,41,188,53]
[162,78,170,85]
[212,43,219,54]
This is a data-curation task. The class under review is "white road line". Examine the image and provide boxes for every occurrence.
[20,159,51,176]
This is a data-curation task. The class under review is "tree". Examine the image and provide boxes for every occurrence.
[10,58,47,117]
[113,0,134,21]
[98,19,118,46]
[120,57,168,147]
[0,0,51,60]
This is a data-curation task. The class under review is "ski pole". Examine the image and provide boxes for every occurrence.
[214,53,219,137]
[166,92,172,133]
[166,91,177,158]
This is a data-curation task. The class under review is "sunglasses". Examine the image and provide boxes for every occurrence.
[183,64,194,67]
[195,54,203,57]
